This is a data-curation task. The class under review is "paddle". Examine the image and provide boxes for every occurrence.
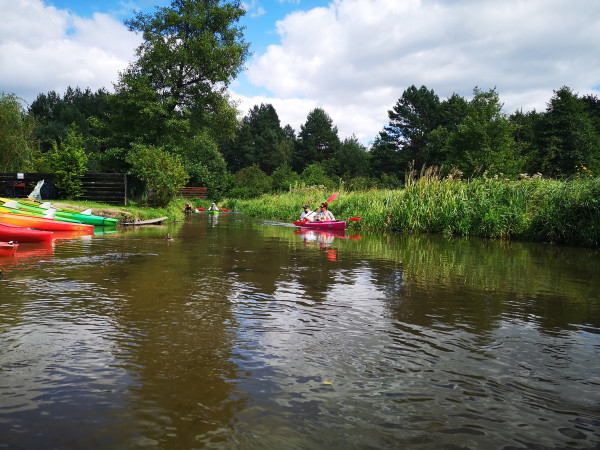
[347,217,361,221]
[326,193,338,203]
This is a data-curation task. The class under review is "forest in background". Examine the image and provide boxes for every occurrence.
[1,0,600,206]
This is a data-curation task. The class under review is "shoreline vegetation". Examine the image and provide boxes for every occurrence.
[48,169,600,249]
[224,168,600,249]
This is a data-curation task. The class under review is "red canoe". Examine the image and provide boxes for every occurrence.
[0,223,53,244]
[0,241,19,257]
[293,220,347,230]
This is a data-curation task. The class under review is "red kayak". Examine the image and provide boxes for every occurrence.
[0,241,19,257]
[0,223,53,243]
[0,212,94,232]
[293,220,347,230]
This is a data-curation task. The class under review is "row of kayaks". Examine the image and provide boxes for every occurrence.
[0,197,118,247]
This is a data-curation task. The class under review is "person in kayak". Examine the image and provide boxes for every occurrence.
[208,202,219,211]
[300,205,316,222]
[315,202,335,222]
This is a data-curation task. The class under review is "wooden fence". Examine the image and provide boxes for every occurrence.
[178,186,207,199]
[0,173,127,205]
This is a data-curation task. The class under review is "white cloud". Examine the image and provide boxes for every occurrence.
[0,0,140,105]
[243,0,600,144]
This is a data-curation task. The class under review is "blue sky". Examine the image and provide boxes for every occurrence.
[1,0,600,145]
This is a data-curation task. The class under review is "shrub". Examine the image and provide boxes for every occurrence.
[41,124,88,199]
[126,144,189,207]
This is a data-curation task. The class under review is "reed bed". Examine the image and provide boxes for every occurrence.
[223,170,600,248]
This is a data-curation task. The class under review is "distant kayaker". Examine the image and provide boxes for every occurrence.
[315,202,335,222]
[300,205,316,222]
[208,202,219,211]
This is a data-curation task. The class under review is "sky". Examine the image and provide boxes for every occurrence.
[1,0,599,146]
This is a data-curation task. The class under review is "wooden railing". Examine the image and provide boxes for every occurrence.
[178,187,207,199]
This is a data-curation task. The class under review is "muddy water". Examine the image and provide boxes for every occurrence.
[0,214,599,448]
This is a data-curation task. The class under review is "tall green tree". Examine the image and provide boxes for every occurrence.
[294,108,340,172]
[444,87,521,176]
[180,131,229,199]
[0,93,37,172]
[223,104,287,173]
[39,124,88,199]
[334,136,371,178]
[29,87,110,154]
[124,0,248,126]
[536,86,600,177]
[371,85,447,176]
[98,0,249,172]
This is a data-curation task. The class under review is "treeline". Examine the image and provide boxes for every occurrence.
[1,1,599,205]
[3,84,599,202]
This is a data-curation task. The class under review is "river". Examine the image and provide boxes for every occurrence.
[0,213,599,448]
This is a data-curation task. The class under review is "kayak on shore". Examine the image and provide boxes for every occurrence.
[1,198,119,227]
[0,223,53,244]
[0,211,94,232]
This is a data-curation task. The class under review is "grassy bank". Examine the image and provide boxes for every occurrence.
[224,171,600,248]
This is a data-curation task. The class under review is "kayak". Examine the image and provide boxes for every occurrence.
[0,241,19,257]
[1,198,119,227]
[293,220,347,230]
[0,211,94,232]
[208,210,219,215]
[0,223,53,244]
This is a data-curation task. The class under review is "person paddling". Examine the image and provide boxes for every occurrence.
[315,202,335,222]
[300,205,316,222]
[208,202,219,211]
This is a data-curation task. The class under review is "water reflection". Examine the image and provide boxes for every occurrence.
[0,217,598,448]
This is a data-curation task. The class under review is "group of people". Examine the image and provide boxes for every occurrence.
[300,202,336,222]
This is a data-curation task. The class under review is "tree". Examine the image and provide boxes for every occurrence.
[124,0,249,124]
[29,87,111,154]
[40,124,88,199]
[444,87,521,176]
[334,136,371,178]
[0,93,37,172]
[180,131,229,199]
[294,108,340,172]
[271,163,300,192]
[536,86,600,177]
[228,164,272,199]
[126,144,189,207]
[223,104,287,173]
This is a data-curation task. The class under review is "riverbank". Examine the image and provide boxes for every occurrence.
[224,172,600,248]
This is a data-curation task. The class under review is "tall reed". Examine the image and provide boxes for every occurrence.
[222,172,600,248]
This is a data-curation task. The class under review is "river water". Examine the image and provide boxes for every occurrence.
[0,214,599,449]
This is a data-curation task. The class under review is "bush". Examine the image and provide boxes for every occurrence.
[39,124,88,199]
[229,164,272,199]
[126,144,189,207]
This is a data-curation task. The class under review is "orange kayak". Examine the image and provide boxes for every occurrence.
[0,212,94,232]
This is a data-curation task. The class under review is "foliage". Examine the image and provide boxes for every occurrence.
[294,108,341,172]
[222,103,287,173]
[36,124,89,199]
[180,131,229,199]
[126,144,189,207]
[334,136,371,178]
[271,163,300,192]
[228,164,272,199]
[224,169,600,248]
[124,0,249,127]
[301,163,334,189]
[29,87,110,155]
[444,87,521,177]
[0,93,38,172]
